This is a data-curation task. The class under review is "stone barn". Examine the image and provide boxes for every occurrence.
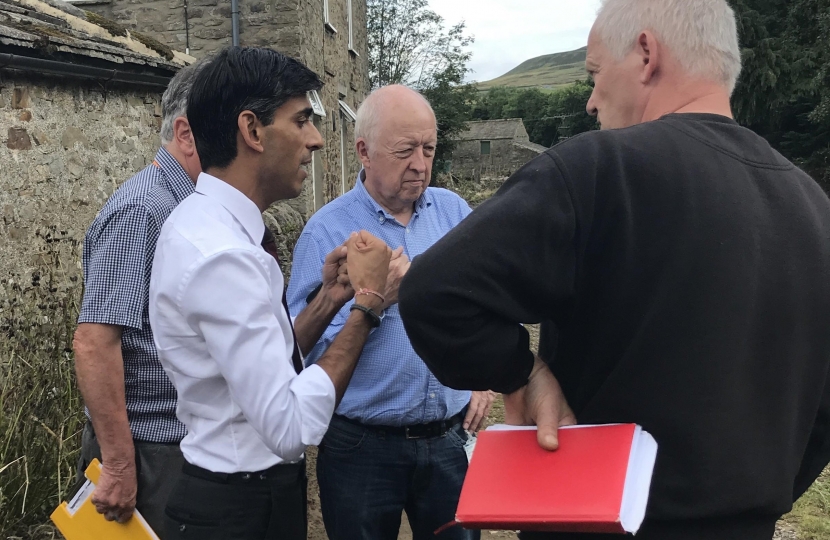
[1,0,190,332]
[81,0,370,217]
[450,118,547,181]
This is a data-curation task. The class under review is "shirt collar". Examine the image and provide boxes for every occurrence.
[353,169,432,220]
[195,172,265,245]
[154,147,195,203]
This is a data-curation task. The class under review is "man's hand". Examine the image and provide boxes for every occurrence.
[320,242,353,307]
[503,357,576,451]
[346,231,391,310]
[92,458,137,523]
[380,247,410,310]
[463,390,496,432]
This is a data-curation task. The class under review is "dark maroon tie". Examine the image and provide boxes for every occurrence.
[261,228,303,375]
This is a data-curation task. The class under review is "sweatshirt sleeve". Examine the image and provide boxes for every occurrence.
[399,152,578,394]
[793,367,830,499]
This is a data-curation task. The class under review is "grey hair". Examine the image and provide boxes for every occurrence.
[160,59,207,144]
[355,85,435,143]
[594,0,742,93]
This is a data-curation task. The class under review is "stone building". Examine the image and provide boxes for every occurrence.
[81,0,370,217]
[0,0,189,331]
[450,118,547,181]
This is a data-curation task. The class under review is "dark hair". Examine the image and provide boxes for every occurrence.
[187,46,323,171]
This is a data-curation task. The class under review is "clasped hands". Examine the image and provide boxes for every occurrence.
[320,230,410,311]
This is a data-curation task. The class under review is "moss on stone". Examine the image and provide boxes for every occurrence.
[130,31,174,61]
[6,19,77,44]
[84,10,127,37]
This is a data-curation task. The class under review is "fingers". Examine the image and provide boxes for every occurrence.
[390,246,404,260]
[464,391,493,432]
[323,244,348,265]
[535,395,562,451]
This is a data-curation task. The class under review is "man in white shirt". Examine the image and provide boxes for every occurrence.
[149,46,392,540]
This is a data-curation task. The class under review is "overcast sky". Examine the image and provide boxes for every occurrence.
[429,0,603,82]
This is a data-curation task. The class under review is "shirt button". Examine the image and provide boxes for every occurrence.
[430,392,436,398]
[378,216,385,223]
[241,473,251,480]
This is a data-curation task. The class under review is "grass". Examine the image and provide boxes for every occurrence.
[0,231,85,539]
[477,47,588,90]
[477,63,587,91]
[784,469,830,539]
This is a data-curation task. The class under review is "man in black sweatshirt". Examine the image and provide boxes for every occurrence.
[398,0,830,539]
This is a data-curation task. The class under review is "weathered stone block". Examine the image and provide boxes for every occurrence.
[202,18,224,27]
[193,27,228,39]
[7,127,32,150]
[61,127,89,149]
[30,129,48,146]
[12,87,30,109]
[19,110,32,122]
[131,156,147,169]
[211,5,231,17]
[0,94,6,108]
[8,227,27,240]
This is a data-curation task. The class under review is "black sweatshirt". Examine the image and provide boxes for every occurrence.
[399,114,830,539]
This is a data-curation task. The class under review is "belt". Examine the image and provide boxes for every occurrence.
[336,412,465,439]
[182,460,304,485]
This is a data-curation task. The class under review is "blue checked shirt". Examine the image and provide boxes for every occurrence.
[78,148,192,443]
[287,173,472,426]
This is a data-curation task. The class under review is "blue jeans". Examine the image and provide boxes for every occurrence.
[317,415,480,540]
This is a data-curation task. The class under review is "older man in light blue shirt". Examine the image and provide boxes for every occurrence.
[287,85,493,540]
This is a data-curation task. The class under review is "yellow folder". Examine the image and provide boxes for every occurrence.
[50,458,160,540]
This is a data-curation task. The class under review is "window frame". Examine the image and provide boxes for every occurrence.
[324,0,337,33]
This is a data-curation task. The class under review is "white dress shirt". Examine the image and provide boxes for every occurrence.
[149,172,336,473]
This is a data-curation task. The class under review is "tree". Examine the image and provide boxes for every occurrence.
[366,0,476,177]
[367,0,473,89]
[729,0,830,193]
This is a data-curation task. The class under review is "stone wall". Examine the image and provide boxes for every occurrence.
[451,139,532,181]
[0,73,163,330]
[87,0,369,218]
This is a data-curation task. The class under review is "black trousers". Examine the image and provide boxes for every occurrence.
[164,460,307,540]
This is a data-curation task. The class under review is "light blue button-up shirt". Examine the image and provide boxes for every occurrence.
[287,173,472,426]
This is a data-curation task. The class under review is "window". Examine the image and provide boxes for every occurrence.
[311,116,325,211]
[306,93,327,211]
[480,140,491,155]
[339,100,357,122]
[307,90,326,118]
[323,0,337,33]
[339,100,357,195]
[347,0,357,55]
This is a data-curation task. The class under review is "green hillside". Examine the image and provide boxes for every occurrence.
[478,46,587,90]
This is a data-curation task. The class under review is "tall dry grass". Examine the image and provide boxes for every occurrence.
[1,229,85,539]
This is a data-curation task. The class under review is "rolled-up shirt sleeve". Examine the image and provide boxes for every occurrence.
[179,248,336,461]
[399,153,578,394]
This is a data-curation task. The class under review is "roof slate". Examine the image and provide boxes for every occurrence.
[0,0,191,74]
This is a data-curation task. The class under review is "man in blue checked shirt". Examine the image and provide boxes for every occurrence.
[287,85,494,540]
[72,61,205,536]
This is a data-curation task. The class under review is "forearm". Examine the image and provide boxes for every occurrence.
[293,292,344,356]
[73,325,134,462]
[316,311,374,405]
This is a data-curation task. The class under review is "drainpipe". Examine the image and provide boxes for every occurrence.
[184,0,191,55]
[231,0,240,46]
